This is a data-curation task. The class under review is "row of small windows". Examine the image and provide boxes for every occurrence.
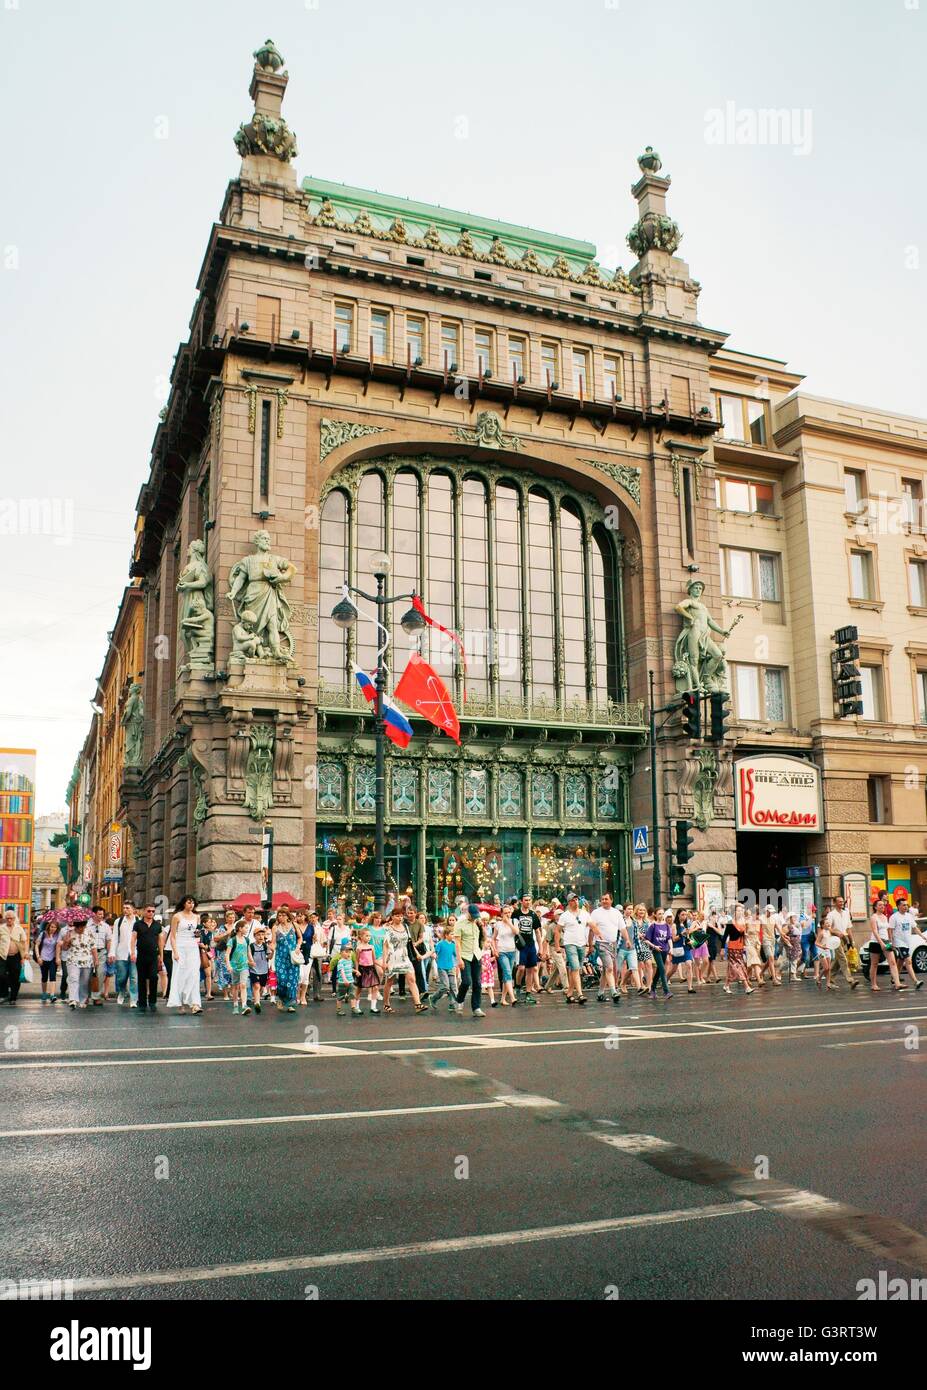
[317,762,622,821]
[333,301,623,397]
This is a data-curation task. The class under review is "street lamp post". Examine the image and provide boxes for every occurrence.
[330,552,426,911]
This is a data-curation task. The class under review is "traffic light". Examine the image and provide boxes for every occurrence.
[831,625,863,717]
[680,691,701,738]
[674,818,694,864]
[669,864,687,896]
[709,691,731,743]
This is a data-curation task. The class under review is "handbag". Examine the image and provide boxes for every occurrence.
[289,947,304,966]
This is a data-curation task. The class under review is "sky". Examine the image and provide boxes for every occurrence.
[1,0,924,814]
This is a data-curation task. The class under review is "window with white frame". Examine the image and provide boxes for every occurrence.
[859,663,884,721]
[440,321,460,371]
[406,314,426,366]
[370,308,391,359]
[714,475,775,515]
[572,348,590,396]
[541,341,559,388]
[908,558,927,607]
[508,334,527,383]
[844,469,867,515]
[731,663,787,723]
[475,328,494,376]
[603,353,623,401]
[334,301,354,352]
[849,548,875,601]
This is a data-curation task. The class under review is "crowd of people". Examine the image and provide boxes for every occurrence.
[1,885,921,1014]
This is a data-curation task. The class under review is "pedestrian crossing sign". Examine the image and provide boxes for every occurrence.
[633,825,649,855]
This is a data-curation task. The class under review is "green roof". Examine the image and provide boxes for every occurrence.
[301,175,606,279]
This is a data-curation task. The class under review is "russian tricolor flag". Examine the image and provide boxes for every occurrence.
[353,665,376,705]
[353,666,414,749]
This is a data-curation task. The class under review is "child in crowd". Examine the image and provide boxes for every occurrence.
[430,921,460,1013]
[226,921,251,1016]
[354,927,381,1015]
[335,944,358,1017]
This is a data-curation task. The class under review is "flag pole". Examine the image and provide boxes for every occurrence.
[373,568,387,913]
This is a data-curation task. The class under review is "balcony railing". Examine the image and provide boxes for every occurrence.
[318,680,645,730]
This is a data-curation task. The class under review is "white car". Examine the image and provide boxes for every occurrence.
[857,922,927,975]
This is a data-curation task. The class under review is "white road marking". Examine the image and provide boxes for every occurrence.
[3,1010,924,1071]
[823,1037,923,1050]
[57,1202,758,1292]
[0,1100,505,1140]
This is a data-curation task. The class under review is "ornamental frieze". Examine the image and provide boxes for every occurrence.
[578,458,642,506]
[320,418,387,462]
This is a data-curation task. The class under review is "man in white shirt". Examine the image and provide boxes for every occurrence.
[558,894,589,1005]
[90,906,113,1005]
[889,893,922,990]
[111,904,139,1007]
[824,896,859,990]
[588,894,630,1005]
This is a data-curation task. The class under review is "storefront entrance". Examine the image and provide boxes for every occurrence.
[736,831,812,909]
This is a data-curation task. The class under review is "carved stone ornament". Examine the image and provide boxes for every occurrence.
[454,411,521,452]
[253,38,285,71]
[578,458,641,506]
[692,749,720,831]
[244,724,275,821]
[628,211,682,258]
[234,112,298,162]
[320,418,386,462]
[637,146,663,174]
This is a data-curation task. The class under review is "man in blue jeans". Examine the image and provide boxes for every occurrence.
[111,904,139,1008]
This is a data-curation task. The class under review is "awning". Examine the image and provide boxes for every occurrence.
[228,891,309,911]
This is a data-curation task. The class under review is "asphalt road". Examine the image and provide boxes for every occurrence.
[1,977,925,1301]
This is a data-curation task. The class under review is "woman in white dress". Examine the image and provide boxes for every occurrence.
[167,896,203,1014]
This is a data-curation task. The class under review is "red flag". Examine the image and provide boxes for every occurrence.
[394,653,461,745]
[411,595,467,699]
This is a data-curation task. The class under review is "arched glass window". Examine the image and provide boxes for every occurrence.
[461,477,490,697]
[528,490,555,699]
[355,471,385,675]
[317,460,625,709]
[592,524,619,702]
[424,472,455,681]
[391,470,420,602]
[560,501,586,701]
[494,481,522,696]
[318,489,348,689]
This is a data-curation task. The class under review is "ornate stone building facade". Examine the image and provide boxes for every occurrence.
[76,40,924,917]
[109,41,731,912]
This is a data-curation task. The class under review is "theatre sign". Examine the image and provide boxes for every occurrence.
[733,756,823,833]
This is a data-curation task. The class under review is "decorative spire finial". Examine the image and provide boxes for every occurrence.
[234,39,298,163]
[253,39,285,72]
[637,146,662,174]
[627,146,681,258]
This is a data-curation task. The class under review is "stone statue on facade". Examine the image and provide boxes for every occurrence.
[228,531,296,662]
[121,683,145,768]
[177,539,215,669]
[672,579,739,693]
